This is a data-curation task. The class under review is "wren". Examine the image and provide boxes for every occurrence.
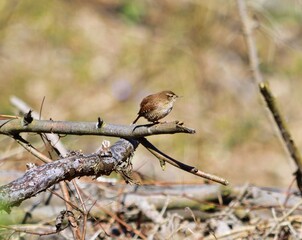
[132,90,179,124]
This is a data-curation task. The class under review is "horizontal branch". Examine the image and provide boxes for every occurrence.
[0,118,195,138]
[0,138,138,213]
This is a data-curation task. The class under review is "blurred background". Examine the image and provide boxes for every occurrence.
[0,0,302,187]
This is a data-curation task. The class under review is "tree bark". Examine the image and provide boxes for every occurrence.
[0,138,138,213]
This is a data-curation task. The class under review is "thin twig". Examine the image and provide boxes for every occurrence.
[139,137,229,185]
[236,0,263,84]
[59,182,82,239]
[0,224,68,236]
[12,96,83,238]
[79,188,147,239]
[263,199,302,238]
[47,188,83,214]
[259,84,302,170]
[236,0,302,187]
[72,180,88,240]
[10,96,68,156]
[13,135,52,163]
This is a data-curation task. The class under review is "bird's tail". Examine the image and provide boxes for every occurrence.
[132,115,141,124]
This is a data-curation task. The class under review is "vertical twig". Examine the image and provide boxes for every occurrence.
[236,0,263,84]
[10,96,68,156]
[11,96,83,239]
[59,182,82,239]
[72,180,88,240]
[236,0,302,188]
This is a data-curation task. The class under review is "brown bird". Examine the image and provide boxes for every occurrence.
[132,90,179,124]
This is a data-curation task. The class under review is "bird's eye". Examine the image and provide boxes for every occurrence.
[166,93,173,99]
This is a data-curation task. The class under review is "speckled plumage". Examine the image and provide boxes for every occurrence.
[132,90,178,124]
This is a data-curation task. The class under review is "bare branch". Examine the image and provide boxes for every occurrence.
[0,138,138,213]
[139,138,229,185]
[11,96,68,155]
[259,84,302,171]
[13,134,53,163]
[0,118,195,138]
[236,0,302,190]
[236,0,263,84]
[0,97,196,215]
[11,96,87,238]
